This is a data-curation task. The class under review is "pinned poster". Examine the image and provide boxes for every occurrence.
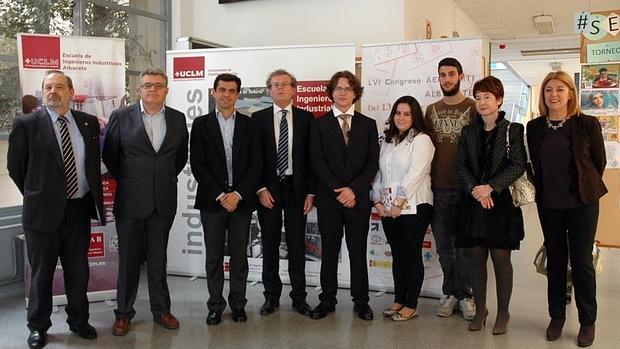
[17,33,125,305]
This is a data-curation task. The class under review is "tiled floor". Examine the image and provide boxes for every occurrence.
[0,207,619,348]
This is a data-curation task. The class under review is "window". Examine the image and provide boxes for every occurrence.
[0,0,169,134]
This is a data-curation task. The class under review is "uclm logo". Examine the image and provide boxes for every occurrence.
[21,35,61,69]
[173,56,205,80]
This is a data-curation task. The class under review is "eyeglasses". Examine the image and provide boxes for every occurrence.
[270,82,292,89]
[140,83,166,90]
[334,87,354,93]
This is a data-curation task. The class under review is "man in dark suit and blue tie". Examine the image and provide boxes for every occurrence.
[253,69,314,316]
[309,70,379,320]
[190,73,261,325]
[8,70,105,348]
[103,68,188,336]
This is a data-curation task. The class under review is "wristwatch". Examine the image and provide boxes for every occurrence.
[393,199,406,209]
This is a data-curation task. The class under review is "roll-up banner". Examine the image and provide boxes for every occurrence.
[17,33,126,304]
[165,44,356,287]
[362,37,483,297]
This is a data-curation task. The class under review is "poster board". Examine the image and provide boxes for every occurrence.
[361,37,483,297]
[165,44,356,288]
[17,33,125,304]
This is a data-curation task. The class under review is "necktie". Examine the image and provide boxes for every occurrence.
[58,115,79,199]
[277,110,288,179]
[339,114,350,145]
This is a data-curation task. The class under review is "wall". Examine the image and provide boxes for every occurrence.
[404,0,482,40]
[172,0,486,56]
[177,0,406,53]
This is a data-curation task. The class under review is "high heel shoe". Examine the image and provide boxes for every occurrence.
[382,305,404,317]
[493,314,510,335]
[468,309,488,331]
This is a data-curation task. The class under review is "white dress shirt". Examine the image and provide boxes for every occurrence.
[332,105,355,129]
[372,130,435,214]
[139,100,167,153]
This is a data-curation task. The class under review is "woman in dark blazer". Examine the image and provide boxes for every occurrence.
[456,76,526,335]
[527,71,606,347]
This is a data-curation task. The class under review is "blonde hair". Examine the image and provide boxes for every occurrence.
[538,71,580,117]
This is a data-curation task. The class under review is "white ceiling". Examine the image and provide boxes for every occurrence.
[453,0,619,85]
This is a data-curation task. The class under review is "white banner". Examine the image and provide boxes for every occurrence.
[362,37,484,297]
[17,33,126,304]
[165,44,356,288]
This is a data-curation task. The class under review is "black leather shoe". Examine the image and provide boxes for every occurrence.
[578,324,595,347]
[310,302,335,320]
[27,330,46,349]
[232,308,248,323]
[206,311,222,326]
[259,300,279,315]
[546,317,566,341]
[353,303,374,321]
[292,301,312,316]
[69,322,97,339]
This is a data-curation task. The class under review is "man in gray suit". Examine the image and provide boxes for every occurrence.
[103,68,189,336]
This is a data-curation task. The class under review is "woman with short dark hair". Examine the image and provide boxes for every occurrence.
[456,76,526,335]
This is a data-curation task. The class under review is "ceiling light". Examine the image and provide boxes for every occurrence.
[534,15,554,35]
[520,48,580,56]
[550,62,562,71]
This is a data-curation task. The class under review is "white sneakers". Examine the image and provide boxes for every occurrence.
[458,298,476,320]
[436,295,476,320]
[437,295,458,317]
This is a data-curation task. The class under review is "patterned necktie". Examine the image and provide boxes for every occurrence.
[277,109,289,179]
[339,114,350,145]
[58,115,79,199]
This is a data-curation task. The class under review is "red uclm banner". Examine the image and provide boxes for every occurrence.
[173,56,205,80]
[21,35,61,69]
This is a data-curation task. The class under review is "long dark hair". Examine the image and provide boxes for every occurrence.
[384,95,435,143]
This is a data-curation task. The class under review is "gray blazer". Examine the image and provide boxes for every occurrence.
[102,102,189,219]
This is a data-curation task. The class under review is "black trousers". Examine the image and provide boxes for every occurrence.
[201,208,252,312]
[257,177,307,303]
[381,204,433,309]
[538,201,599,325]
[115,212,175,319]
[25,196,92,332]
[317,207,371,306]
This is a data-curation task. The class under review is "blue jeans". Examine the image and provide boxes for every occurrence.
[431,187,472,299]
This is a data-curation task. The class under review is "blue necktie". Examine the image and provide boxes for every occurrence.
[277,110,288,179]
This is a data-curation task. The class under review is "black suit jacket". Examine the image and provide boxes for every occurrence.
[253,106,315,206]
[102,102,189,219]
[456,115,526,195]
[7,108,104,231]
[309,110,379,209]
[527,113,607,204]
[190,111,261,212]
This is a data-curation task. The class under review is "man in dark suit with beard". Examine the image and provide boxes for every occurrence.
[190,73,261,325]
[253,69,314,316]
[103,68,188,336]
[309,70,379,321]
[8,70,105,348]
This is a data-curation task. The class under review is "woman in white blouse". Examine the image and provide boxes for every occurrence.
[372,95,436,321]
